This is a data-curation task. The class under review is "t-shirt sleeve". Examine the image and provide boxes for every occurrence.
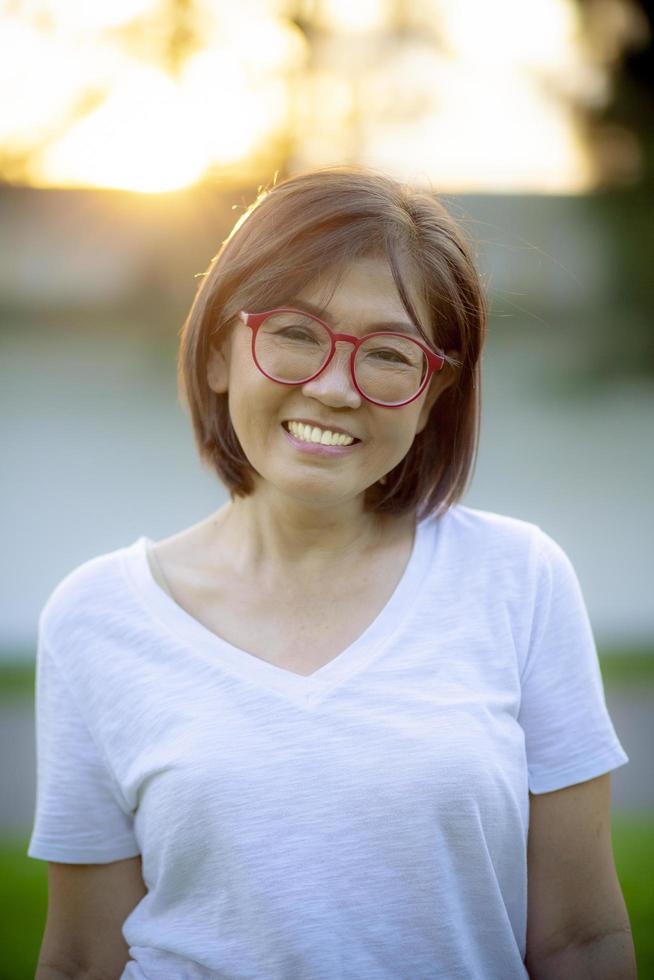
[27,629,141,863]
[517,528,629,795]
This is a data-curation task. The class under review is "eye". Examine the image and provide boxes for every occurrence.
[366,348,411,365]
[275,327,319,342]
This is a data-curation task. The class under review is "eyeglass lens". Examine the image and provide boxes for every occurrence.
[254,312,429,405]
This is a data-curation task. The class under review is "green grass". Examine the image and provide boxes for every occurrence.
[0,835,48,979]
[597,649,654,687]
[611,812,654,978]
[2,813,653,979]
[0,659,38,700]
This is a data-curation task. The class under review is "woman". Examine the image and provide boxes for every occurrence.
[30,167,636,979]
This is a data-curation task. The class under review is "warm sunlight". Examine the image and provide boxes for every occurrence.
[0,0,643,193]
[292,0,605,192]
[0,1,306,192]
[37,68,208,193]
[315,0,390,33]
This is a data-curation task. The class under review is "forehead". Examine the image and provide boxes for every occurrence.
[294,254,428,323]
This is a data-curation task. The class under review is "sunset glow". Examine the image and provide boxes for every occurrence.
[0,0,643,193]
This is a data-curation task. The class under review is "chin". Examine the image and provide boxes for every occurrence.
[274,471,358,501]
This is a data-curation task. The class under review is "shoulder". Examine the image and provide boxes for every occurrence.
[436,504,575,596]
[440,503,547,559]
[39,539,141,652]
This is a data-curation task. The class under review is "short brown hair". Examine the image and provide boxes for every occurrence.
[177,165,487,520]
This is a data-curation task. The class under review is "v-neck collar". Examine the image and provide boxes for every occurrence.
[121,514,440,706]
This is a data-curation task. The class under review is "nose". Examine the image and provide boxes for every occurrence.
[300,341,362,408]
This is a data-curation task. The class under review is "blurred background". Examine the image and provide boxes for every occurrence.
[0,0,653,975]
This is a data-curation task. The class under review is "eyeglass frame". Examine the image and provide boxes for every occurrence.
[237,308,446,408]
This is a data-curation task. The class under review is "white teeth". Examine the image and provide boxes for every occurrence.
[286,420,354,446]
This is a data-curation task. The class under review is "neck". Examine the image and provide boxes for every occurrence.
[209,492,411,583]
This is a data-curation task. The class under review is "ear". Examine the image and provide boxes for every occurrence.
[415,352,460,434]
[206,334,232,394]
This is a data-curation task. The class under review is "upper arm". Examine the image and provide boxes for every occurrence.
[525,772,632,965]
[37,855,147,979]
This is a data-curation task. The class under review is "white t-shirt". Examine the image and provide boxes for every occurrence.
[27,504,628,980]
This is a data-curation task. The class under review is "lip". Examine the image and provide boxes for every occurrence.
[282,418,360,441]
[281,424,361,456]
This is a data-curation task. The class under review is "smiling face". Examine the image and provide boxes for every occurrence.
[206,254,458,512]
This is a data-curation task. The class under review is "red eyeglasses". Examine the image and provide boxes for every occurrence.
[238,308,446,408]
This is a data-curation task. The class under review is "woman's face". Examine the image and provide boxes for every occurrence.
[207,254,457,511]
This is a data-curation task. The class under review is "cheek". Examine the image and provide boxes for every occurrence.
[228,350,267,401]
[227,365,283,438]
[394,407,425,439]
[372,420,421,468]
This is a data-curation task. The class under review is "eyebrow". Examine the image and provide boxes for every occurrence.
[279,297,423,338]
